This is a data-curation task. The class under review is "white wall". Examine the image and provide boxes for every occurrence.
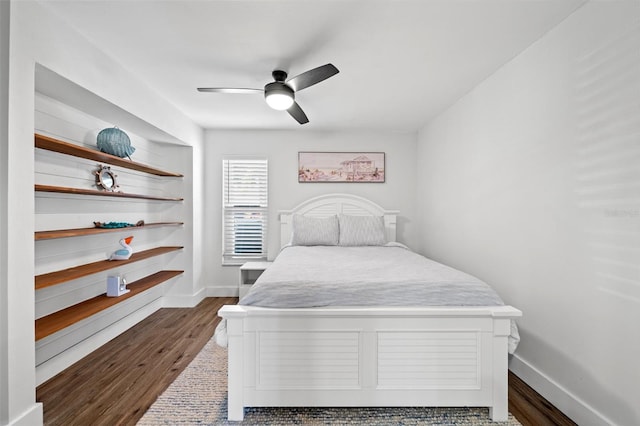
[416,2,639,425]
[3,1,202,424]
[203,129,417,293]
[189,137,206,303]
[5,0,39,421]
[0,1,10,424]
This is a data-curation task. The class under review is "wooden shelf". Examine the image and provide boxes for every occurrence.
[35,184,183,202]
[35,246,183,290]
[35,133,183,177]
[35,270,183,341]
[35,222,184,240]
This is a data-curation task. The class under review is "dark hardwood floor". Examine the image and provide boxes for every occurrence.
[37,297,236,426]
[509,372,576,426]
[37,297,575,426]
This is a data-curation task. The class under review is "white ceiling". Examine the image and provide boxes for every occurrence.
[40,0,584,131]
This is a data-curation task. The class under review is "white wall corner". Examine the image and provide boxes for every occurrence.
[510,355,613,426]
[0,0,10,423]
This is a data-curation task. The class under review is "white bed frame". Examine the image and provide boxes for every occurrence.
[219,193,521,421]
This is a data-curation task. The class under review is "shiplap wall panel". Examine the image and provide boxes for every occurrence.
[35,194,176,231]
[35,149,168,197]
[34,91,187,378]
[35,226,173,274]
[35,283,166,365]
[35,258,167,319]
[35,94,164,169]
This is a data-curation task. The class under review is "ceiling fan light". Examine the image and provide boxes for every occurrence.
[266,93,294,110]
[264,82,294,110]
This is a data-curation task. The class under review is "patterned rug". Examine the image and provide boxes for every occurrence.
[138,337,521,425]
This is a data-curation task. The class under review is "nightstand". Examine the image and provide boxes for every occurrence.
[239,261,272,299]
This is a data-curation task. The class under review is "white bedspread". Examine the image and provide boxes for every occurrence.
[216,245,519,352]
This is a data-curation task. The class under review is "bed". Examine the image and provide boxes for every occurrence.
[218,193,521,421]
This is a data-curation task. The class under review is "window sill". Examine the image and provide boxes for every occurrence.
[222,257,268,266]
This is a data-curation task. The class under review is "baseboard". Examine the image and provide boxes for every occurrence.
[509,354,613,426]
[7,403,43,426]
[205,285,238,297]
[162,287,207,307]
[35,298,163,386]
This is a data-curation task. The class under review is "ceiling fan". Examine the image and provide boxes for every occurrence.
[197,63,339,125]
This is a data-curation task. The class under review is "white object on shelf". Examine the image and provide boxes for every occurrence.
[106,275,130,297]
[239,262,272,299]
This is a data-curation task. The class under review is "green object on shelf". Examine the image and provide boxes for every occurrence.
[94,222,135,229]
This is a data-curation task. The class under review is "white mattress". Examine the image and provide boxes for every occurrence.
[218,244,520,352]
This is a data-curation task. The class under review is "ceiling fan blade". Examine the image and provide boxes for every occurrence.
[287,102,309,125]
[197,88,263,94]
[287,63,339,92]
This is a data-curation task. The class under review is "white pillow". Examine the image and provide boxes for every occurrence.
[291,214,339,246]
[338,214,386,246]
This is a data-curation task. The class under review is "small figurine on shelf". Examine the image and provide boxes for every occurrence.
[106,275,129,297]
[109,236,134,260]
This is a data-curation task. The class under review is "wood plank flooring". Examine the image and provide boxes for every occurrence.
[509,372,577,426]
[36,297,235,426]
[37,297,576,426]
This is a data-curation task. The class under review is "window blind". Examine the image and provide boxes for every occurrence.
[222,157,268,264]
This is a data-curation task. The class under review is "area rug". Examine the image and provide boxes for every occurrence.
[138,337,521,425]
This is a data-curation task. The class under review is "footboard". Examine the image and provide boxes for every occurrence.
[219,305,521,421]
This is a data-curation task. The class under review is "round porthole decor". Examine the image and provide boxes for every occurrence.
[95,165,119,192]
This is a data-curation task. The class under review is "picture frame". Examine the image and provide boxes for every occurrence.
[298,152,385,183]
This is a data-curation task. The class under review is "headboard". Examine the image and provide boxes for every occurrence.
[279,193,400,249]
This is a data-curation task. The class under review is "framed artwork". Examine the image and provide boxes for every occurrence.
[298,152,385,183]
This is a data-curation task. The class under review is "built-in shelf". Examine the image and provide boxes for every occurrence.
[35,246,183,290]
[35,133,183,177]
[35,184,183,201]
[35,270,183,341]
[35,222,184,240]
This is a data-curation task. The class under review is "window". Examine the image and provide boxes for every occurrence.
[222,157,268,265]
